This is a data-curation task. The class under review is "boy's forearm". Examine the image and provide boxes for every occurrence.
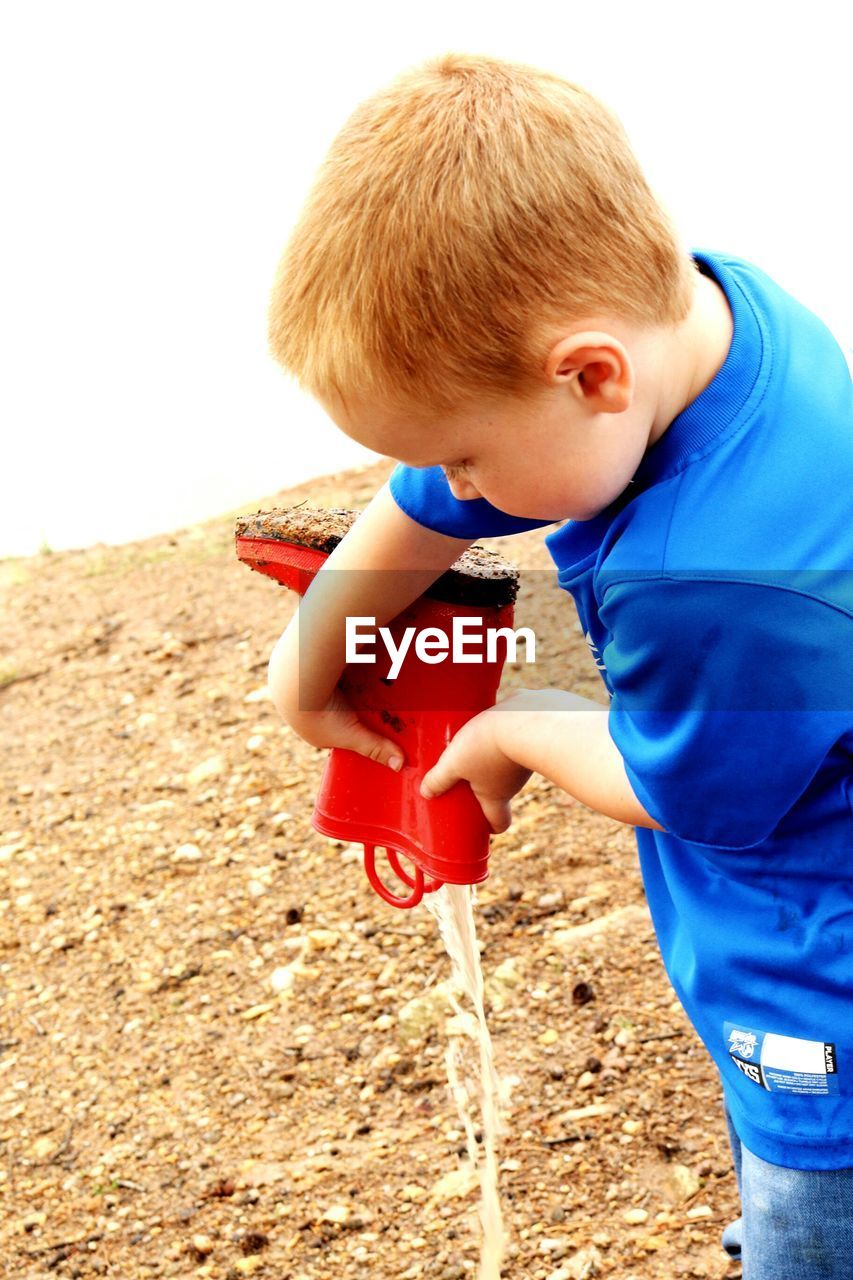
[268,482,474,714]
[493,689,664,830]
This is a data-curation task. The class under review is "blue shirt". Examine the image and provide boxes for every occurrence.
[389,250,853,1169]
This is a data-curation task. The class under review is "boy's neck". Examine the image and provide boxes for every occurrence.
[647,267,734,447]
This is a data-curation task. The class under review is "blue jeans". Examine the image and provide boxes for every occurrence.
[722,1104,853,1278]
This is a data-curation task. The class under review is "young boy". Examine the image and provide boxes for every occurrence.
[266,54,853,1276]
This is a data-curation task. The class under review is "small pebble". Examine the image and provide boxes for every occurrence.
[240,1003,275,1021]
[241,1231,269,1254]
[243,688,270,703]
[233,1258,263,1276]
[307,928,340,950]
[172,843,202,863]
[322,1205,351,1224]
[270,966,295,994]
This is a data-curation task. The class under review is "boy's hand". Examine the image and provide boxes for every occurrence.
[284,685,404,773]
[420,704,532,833]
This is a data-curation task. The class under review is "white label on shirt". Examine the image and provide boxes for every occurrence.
[724,1022,839,1095]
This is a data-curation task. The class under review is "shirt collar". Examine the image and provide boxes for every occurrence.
[631,248,767,487]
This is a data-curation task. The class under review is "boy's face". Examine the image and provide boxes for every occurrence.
[320,378,649,523]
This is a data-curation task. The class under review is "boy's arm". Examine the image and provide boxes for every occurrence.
[421,689,664,832]
[493,690,664,828]
[422,579,853,848]
[267,481,475,766]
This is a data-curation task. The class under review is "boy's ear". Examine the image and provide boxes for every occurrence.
[545,331,633,413]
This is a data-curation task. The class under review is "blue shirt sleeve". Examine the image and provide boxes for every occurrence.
[601,577,853,849]
[389,464,557,540]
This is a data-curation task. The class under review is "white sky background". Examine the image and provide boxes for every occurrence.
[1,0,849,557]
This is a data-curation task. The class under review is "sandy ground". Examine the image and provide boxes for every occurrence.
[1,460,741,1279]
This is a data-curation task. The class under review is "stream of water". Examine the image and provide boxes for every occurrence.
[424,883,507,1279]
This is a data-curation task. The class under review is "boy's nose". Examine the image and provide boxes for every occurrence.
[447,476,482,501]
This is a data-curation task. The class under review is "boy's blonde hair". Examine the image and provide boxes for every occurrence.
[269,53,695,413]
